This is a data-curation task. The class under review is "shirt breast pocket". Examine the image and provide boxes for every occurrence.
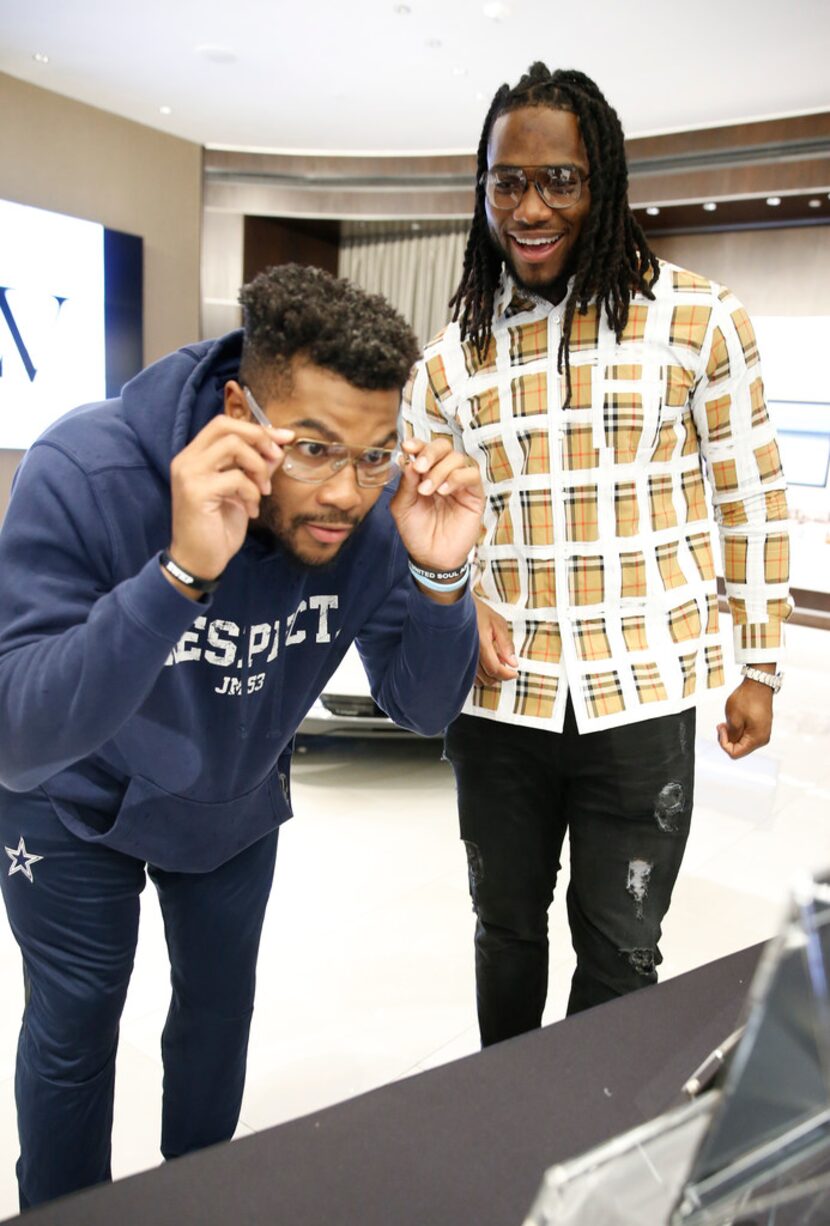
[594,374,665,465]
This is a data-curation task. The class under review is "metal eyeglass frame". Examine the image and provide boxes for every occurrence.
[242,387,401,488]
[481,164,590,210]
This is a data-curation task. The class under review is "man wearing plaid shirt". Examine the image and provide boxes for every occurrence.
[401,63,790,1045]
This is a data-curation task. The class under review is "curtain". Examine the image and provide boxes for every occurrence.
[338,221,469,346]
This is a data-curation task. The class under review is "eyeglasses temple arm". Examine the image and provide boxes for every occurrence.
[243,387,273,431]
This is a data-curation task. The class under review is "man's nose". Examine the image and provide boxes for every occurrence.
[512,180,554,226]
[316,461,363,511]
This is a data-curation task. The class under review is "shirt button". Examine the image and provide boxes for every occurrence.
[552,315,560,326]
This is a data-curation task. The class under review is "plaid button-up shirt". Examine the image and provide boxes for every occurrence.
[401,261,791,733]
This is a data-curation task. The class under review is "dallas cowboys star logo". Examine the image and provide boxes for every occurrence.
[5,837,44,883]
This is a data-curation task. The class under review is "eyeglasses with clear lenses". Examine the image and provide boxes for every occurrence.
[481,164,589,210]
[243,388,400,488]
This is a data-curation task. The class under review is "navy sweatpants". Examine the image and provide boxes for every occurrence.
[0,788,278,1209]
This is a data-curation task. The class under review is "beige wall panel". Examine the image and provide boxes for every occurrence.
[0,72,203,519]
[649,227,830,315]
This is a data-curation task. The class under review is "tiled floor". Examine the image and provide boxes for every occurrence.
[0,621,828,1220]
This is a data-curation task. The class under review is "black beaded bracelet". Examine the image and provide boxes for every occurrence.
[160,550,223,594]
[407,559,469,582]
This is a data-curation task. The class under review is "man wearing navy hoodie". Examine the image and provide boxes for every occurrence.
[0,263,483,1209]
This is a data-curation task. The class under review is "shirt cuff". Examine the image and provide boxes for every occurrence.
[733,619,786,666]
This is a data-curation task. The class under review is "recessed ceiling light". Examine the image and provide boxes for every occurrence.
[195,44,237,64]
[32,52,49,64]
[483,1,512,18]
[452,66,468,77]
[646,206,660,216]
[808,199,822,208]
[159,105,172,115]
[702,202,717,212]
[766,196,781,206]
[475,91,487,101]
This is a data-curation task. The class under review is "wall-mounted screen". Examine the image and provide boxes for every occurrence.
[0,198,142,451]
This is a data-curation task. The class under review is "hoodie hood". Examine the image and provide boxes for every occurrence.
[118,330,244,481]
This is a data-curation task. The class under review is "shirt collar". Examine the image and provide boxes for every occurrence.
[493,268,575,322]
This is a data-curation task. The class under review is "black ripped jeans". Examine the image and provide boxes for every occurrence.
[444,701,695,1046]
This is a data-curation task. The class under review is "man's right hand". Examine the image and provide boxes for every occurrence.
[475,596,518,685]
[166,416,294,590]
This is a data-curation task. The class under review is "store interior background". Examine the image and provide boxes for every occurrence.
[0,2,829,1213]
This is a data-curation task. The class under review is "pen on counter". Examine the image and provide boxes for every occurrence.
[682,1025,746,1099]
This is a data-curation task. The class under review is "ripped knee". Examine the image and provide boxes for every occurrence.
[463,839,484,896]
[654,781,687,833]
[626,858,653,920]
[624,946,657,977]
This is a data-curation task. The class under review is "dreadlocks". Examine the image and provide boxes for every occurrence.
[449,63,659,404]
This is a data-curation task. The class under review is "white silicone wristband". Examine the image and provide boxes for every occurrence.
[408,562,470,593]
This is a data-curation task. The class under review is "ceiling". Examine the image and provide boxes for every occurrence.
[3,0,830,154]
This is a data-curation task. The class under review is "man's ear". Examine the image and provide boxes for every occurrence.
[224,379,247,421]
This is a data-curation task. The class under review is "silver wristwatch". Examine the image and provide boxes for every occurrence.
[740,664,783,693]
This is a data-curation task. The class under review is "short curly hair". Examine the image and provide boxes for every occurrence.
[238,263,419,398]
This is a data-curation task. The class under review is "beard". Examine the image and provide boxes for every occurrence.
[487,226,575,304]
[253,496,363,571]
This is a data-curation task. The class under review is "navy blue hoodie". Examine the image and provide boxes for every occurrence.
[0,333,478,871]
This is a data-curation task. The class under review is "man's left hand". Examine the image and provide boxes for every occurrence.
[717,679,774,759]
[390,437,485,572]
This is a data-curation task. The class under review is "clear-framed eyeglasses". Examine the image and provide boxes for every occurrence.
[481,164,589,210]
[243,387,401,488]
